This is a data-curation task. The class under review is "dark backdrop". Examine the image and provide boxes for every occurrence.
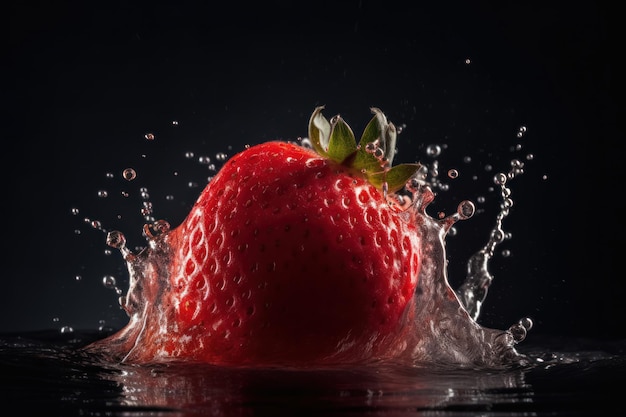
[4,2,623,342]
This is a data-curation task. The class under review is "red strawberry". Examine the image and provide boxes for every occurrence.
[91,107,422,366]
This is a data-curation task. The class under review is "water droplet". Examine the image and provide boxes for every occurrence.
[520,317,533,331]
[122,168,137,181]
[60,326,74,334]
[457,200,475,220]
[198,156,212,164]
[152,219,171,235]
[97,190,108,198]
[425,144,441,157]
[185,152,195,159]
[102,275,117,289]
[216,152,228,161]
[172,120,179,126]
[74,275,82,281]
[144,133,155,140]
[447,169,459,179]
[70,207,79,215]
[494,173,507,185]
[491,229,505,243]
[106,230,126,249]
[464,58,471,64]
[509,322,527,342]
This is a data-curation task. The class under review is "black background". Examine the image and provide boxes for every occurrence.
[3,1,623,344]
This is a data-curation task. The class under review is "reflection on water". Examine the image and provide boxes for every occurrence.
[1,330,623,416]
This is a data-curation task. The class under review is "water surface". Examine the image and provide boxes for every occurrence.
[1,330,623,416]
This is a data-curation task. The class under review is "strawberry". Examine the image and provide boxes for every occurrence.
[92,107,422,366]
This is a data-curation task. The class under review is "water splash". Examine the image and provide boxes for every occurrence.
[76,113,535,369]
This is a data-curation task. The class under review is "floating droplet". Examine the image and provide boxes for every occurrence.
[448,169,459,179]
[520,317,533,331]
[457,200,475,220]
[426,144,441,157]
[106,231,126,249]
[122,168,137,181]
[102,275,117,289]
[144,133,155,140]
[494,173,507,185]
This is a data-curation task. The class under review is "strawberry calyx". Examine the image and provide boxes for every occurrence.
[308,106,421,195]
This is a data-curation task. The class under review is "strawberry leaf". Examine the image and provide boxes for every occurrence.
[308,106,331,157]
[327,116,358,163]
[368,163,421,194]
[352,108,397,173]
[359,107,388,149]
[307,106,419,194]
